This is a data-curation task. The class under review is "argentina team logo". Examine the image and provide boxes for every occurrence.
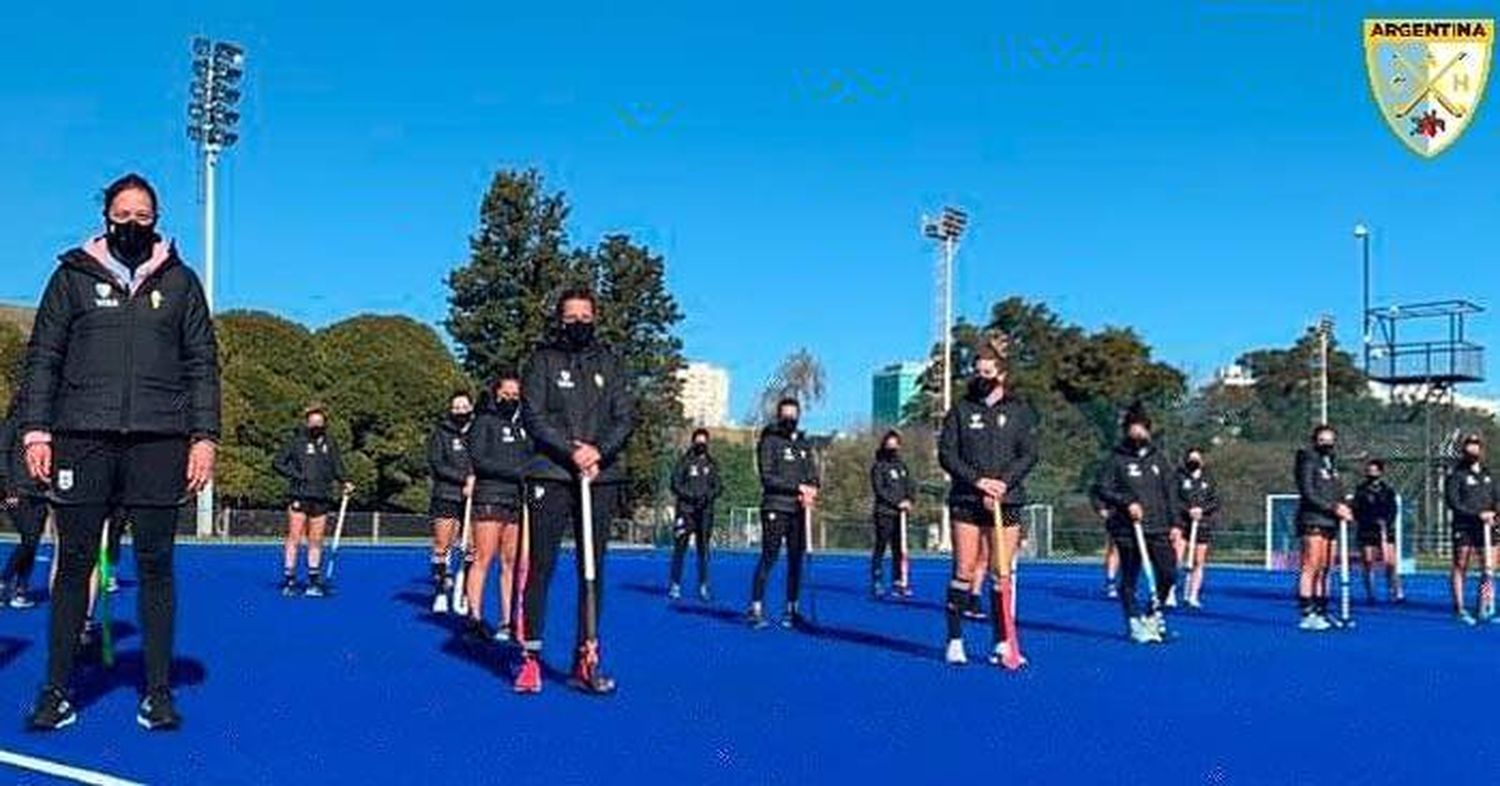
[1364,18,1493,158]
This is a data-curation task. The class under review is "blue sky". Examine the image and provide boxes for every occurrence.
[2,0,1496,430]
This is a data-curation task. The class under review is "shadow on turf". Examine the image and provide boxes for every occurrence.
[0,636,30,671]
[393,589,573,685]
[72,652,207,709]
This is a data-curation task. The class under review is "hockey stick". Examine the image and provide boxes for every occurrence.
[898,509,910,593]
[1482,522,1495,619]
[451,493,474,616]
[47,511,59,594]
[1338,518,1354,628]
[1185,515,1200,571]
[578,475,602,670]
[324,492,351,583]
[512,486,531,644]
[992,504,1023,670]
[1132,518,1158,608]
[803,505,818,624]
[97,518,114,668]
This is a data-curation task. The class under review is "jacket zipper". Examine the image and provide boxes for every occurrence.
[119,281,137,433]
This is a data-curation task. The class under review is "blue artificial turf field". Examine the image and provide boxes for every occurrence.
[0,544,1496,784]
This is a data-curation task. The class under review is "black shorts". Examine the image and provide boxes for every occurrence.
[1296,522,1338,539]
[1357,524,1395,549]
[1452,523,1490,549]
[51,432,188,508]
[473,502,520,523]
[289,498,333,519]
[1182,522,1213,546]
[949,501,1023,529]
[429,497,464,522]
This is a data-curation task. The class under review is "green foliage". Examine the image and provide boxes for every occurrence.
[0,320,23,408]
[316,315,472,512]
[708,437,761,519]
[445,169,685,514]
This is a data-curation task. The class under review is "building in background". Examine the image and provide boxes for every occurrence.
[1214,363,1257,388]
[677,361,730,428]
[872,361,926,428]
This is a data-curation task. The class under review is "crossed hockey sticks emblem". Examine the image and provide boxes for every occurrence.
[1389,51,1470,118]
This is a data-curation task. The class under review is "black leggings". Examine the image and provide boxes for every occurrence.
[521,480,616,652]
[2,496,48,587]
[48,505,177,691]
[669,505,712,586]
[1113,529,1176,618]
[752,508,807,605]
[871,511,906,585]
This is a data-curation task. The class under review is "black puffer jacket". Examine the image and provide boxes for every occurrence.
[1174,467,1221,525]
[1092,442,1178,535]
[521,339,634,485]
[1353,478,1398,529]
[469,405,533,506]
[938,387,1038,507]
[21,243,219,439]
[671,448,721,510]
[870,450,916,516]
[273,427,348,502]
[1446,461,1499,528]
[426,416,473,504]
[758,424,819,514]
[1295,448,1347,529]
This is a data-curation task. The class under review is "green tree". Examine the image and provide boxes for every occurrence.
[446,168,582,383]
[1237,326,1365,436]
[0,320,24,408]
[591,234,686,512]
[317,315,472,511]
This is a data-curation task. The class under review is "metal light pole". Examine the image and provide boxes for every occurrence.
[923,206,968,552]
[189,37,246,536]
[1317,315,1334,425]
[1354,223,1371,374]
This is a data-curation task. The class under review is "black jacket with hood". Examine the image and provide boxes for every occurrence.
[20,238,219,440]
[469,399,534,506]
[757,424,819,514]
[1295,447,1347,530]
[426,415,473,504]
[671,447,721,510]
[521,336,634,485]
[938,383,1039,508]
[1092,442,1178,535]
[870,449,916,517]
[273,427,348,502]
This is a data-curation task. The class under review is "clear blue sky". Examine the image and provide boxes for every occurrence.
[2,0,1495,430]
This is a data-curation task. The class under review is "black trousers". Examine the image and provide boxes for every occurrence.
[48,505,178,691]
[752,507,808,605]
[520,479,618,652]
[871,510,906,585]
[2,495,48,587]
[669,503,713,586]
[1112,529,1176,619]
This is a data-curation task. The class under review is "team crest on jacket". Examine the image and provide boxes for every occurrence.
[451,438,465,451]
[93,282,119,308]
[557,370,575,389]
[968,413,984,430]
[593,373,605,388]
[1182,478,1193,490]
[890,469,900,479]
[997,413,1008,428]
[1127,463,1142,477]
[57,469,74,492]
[150,290,164,310]
[1364,18,1493,158]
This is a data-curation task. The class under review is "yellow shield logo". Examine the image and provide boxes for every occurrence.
[1364,18,1493,158]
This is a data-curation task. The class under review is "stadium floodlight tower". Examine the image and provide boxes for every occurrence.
[188,36,246,537]
[1354,223,1371,367]
[922,205,968,551]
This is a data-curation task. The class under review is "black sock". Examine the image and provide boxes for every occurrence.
[309,566,323,584]
[945,582,968,640]
[1298,595,1312,616]
[991,588,1006,644]
[283,568,295,583]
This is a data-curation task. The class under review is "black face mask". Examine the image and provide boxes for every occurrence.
[1127,435,1150,452]
[106,220,158,269]
[309,426,326,439]
[692,442,708,454]
[970,376,999,398]
[1366,475,1382,483]
[1316,442,1336,456]
[561,321,595,349]
[879,446,899,460]
[778,417,798,435]
[497,399,521,419]
[1185,459,1202,472]
[1465,451,1483,465]
[451,412,473,428]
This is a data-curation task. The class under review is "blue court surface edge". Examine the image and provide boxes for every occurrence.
[0,544,1495,785]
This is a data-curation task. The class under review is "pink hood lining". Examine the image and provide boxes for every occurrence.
[81,234,173,295]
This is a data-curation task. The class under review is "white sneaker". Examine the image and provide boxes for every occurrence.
[1148,612,1167,643]
[1185,596,1202,609]
[1165,590,1178,608]
[945,639,968,665]
[988,641,1029,667]
[432,594,450,614]
[1129,617,1153,644]
[1300,614,1331,632]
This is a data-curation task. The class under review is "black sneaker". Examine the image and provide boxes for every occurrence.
[27,685,77,731]
[137,688,181,731]
[280,576,299,597]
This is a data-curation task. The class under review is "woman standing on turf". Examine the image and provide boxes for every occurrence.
[1353,459,1403,604]
[1093,405,1177,644]
[1175,446,1219,609]
[668,427,721,602]
[466,375,531,643]
[1,394,48,609]
[748,397,820,629]
[937,333,1038,665]
[273,404,352,598]
[869,429,915,598]
[1294,425,1349,632]
[21,173,219,730]
[1445,435,1498,624]
[426,390,474,613]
